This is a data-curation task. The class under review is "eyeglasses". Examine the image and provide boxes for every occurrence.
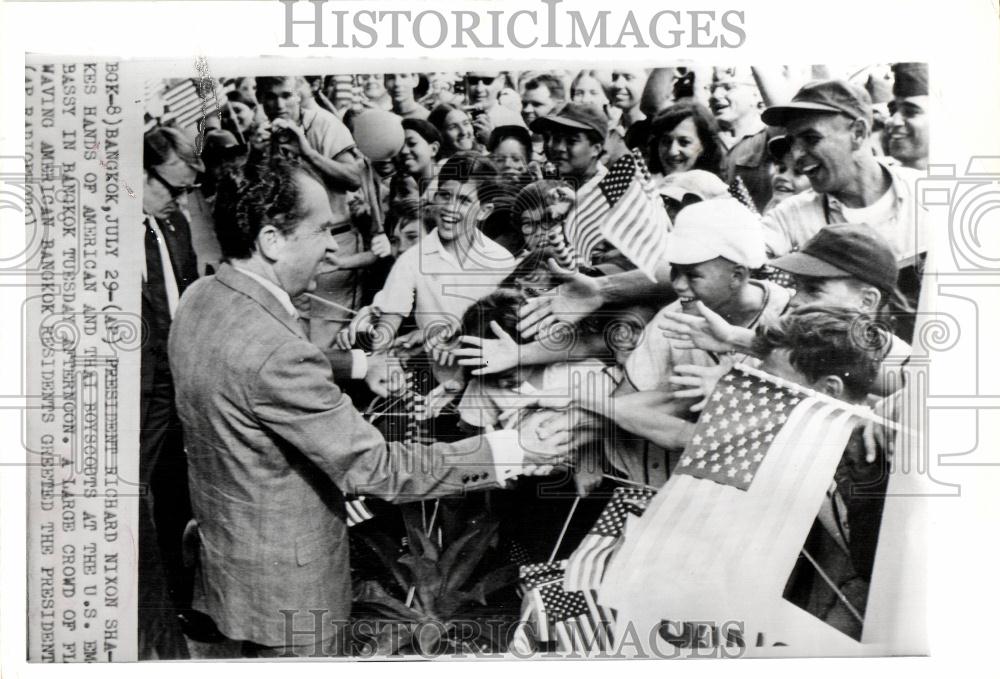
[148,167,199,198]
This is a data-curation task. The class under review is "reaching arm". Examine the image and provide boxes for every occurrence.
[517,258,673,340]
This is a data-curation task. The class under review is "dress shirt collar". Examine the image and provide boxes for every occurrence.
[232,264,299,318]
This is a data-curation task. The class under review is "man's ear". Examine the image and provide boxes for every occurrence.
[858,284,883,313]
[430,141,441,158]
[849,118,870,150]
[731,264,750,286]
[477,202,495,223]
[256,224,284,262]
[816,374,846,400]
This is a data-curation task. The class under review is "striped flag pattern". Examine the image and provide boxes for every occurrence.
[600,364,870,625]
[562,149,671,281]
[516,561,613,653]
[161,78,230,130]
[344,497,375,527]
[563,486,656,592]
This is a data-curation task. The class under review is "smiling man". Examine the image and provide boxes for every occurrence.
[168,156,565,657]
[530,101,607,184]
[759,79,928,311]
[886,62,929,170]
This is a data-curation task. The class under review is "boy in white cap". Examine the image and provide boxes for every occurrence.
[602,197,791,485]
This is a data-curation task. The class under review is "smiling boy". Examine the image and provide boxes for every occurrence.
[338,153,516,383]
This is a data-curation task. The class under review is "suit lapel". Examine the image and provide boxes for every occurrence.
[215,263,307,339]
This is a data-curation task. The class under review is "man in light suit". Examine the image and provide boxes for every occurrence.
[168,155,573,657]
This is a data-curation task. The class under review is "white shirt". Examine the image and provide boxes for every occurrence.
[372,228,516,332]
[233,265,299,319]
[760,160,928,264]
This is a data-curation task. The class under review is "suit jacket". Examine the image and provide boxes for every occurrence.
[141,209,199,402]
[167,263,500,646]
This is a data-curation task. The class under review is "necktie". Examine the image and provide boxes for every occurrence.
[144,215,180,319]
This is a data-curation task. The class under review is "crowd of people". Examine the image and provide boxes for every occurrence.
[138,64,929,658]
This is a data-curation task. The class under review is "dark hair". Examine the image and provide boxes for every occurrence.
[144,126,203,171]
[428,103,471,159]
[215,155,319,260]
[437,152,502,204]
[524,74,566,102]
[226,89,257,110]
[401,117,443,149]
[646,99,726,176]
[254,75,303,94]
[751,305,886,403]
[460,288,529,345]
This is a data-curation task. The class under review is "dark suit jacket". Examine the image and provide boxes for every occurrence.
[141,209,199,402]
[167,264,501,646]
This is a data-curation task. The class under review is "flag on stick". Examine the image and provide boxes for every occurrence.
[563,486,656,592]
[563,149,670,281]
[601,364,873,628]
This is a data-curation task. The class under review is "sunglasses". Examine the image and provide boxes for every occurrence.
[148,167,199,198]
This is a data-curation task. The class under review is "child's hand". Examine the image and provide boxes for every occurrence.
[659,301,738,353]
[667,363,729,412]
[452,321,520,376]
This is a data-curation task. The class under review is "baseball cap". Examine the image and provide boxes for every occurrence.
[892,62,928,98]
[657,170,729,202]
[761,79,873,128]
[667,197,766,269]
[770,223,898,292]
[530,102,609,140]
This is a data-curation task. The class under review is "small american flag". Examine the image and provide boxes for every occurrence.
[563,149,671,281]
[729,175,758,214]
[161,78,231,131]
[517,562,613,653]
[600,364,872,626]
[563,486,656,592]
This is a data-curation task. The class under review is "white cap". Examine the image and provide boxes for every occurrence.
[657,170,730,202]
[667,197,766,269]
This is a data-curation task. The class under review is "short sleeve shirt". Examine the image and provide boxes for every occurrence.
[302,106,356,226]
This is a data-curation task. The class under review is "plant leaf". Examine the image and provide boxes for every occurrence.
[471,564,519,599]
[356,532,411,592]
[352,580,424,622]
[443,522,500,593]
[436,530,478,589]
[402,507,440,562]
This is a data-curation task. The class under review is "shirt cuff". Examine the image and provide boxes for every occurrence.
[350,350,368,380]
[484,429,526,487]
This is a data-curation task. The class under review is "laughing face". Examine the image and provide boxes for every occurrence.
[657,116,705,176]
[433,179,490,244]
[783,113,860,195]
[709,69,760,128]
[886,95,929,168]
[668,258,740,314]
[398,129,439,178]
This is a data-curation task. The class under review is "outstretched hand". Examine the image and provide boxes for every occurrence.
[667,363,729,412]
[659,301,738,353]
[517,259,603,340]
[452,321,521,376]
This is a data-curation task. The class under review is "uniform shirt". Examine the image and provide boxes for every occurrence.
[723,125,773,214]
[612,280,791,487]
[760,160,928,265]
